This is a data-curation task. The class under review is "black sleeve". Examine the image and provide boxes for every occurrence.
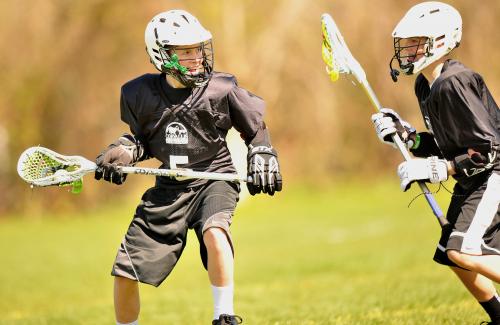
[119,87,150,161]
[227,78,269,146]
[414,74,430,101]
[120,88,140,135]
[439,73,499,154]
[410,132,443,158]
[413,74,443,158]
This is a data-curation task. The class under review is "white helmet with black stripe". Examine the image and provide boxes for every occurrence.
[389,1,462,80]
[145,10,214,87]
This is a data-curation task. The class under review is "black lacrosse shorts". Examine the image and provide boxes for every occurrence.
[111,180,240,286]
[434,171,500,267]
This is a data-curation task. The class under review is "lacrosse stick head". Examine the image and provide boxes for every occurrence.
[17,146,96,193]
[321,13,366,84]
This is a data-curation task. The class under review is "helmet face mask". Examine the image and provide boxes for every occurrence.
[158,41,214,87]
[393,37,431,75]
[145,10,214,88]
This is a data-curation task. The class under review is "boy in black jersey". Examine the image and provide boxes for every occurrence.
[371,2,500,324]
[94,10,282,325]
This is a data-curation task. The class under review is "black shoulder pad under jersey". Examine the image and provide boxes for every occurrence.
[214,73,266,142]
[120,74,160,126]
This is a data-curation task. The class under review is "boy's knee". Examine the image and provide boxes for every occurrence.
[203,227,230,251]
[447,250,475,269]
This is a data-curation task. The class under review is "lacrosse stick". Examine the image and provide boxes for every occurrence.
[321,13,448,228]
[17,146,247,193]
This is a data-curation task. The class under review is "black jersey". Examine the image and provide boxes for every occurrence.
[120,71,266,187]
[414,60,500,187]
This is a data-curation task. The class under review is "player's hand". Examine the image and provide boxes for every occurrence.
[397,156,448,191]
[371,108,417,149]
[246,145,282,196]
[95,144,135,185]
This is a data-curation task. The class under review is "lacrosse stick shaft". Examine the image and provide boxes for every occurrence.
[64,159,246,183]
[17,146,247,191]
[120,166,247,183]
[361,81,448,227]
[87,162,246,183]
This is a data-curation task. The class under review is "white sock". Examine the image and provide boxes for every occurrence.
[212,283,234,320]
[117,321,138,325]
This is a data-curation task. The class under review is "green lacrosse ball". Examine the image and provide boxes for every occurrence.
[71,179,83,194]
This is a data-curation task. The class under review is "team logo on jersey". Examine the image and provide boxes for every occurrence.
[165,122,188,144]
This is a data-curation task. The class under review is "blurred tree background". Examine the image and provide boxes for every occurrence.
[1,0,498,216]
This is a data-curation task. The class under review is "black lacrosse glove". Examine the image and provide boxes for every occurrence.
[246,144,283,196]
[95,135,140,185]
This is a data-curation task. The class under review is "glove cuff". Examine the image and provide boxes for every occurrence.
[117,134,146,163]
[408,133,420,150]
[248,144,276,157]
[428,156,448,183]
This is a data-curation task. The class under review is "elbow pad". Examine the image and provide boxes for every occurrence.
[453,151,498,177]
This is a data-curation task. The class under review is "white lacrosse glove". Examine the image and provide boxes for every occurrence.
[397,156,448,191]
[371,108,417,149]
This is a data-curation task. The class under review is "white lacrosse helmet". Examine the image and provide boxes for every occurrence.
[145,10,214,87]
[390,1,462,77]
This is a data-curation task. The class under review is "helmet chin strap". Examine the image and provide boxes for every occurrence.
[389,55,400,82]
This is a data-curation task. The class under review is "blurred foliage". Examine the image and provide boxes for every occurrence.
[1,0,499,215]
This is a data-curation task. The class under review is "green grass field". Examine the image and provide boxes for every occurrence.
[0,180,495,324]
